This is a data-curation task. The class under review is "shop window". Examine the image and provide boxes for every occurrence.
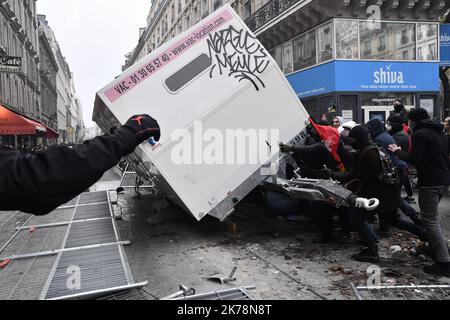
[292,30,316,71]
[361,93,414,107]
[335,20,358,59]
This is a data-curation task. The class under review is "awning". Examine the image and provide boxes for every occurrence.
[0,105,46,135]
[43,125,59,139]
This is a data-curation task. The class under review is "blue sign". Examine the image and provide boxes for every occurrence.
[441,24,450,66]
[335,61,440,92]
[287,61,440,97]
[287,61,335,98]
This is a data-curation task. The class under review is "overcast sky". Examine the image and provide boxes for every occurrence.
[37,0,151,128]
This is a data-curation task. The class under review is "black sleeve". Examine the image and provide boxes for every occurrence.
[396,133,423,166]
[0,127,139,215]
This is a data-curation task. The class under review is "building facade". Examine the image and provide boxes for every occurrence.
[255,0,448,123]
[0,0,41,147]
[124,0,449,122]
[37,15,84,144]
[38,19,59,142]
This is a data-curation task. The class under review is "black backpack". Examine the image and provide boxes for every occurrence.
[363,145,401,185]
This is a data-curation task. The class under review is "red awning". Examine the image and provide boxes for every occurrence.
[43,125,59,139]
[0,105,47,135]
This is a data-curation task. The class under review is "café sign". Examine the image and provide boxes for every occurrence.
[0,56,21,73]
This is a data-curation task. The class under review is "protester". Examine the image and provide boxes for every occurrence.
[389,108,450,276]
[365,119,423,235]
[0,114,160,215]
[390,99,408,123]
[280,121,350,242]
[332,116,344,130]
[347,125,425,263]
[387,115,417,205]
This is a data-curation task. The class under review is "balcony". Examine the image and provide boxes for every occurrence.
[245,0,303,32]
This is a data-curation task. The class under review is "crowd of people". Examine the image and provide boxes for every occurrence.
[279,99,450,277]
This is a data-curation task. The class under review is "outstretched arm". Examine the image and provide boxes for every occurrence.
[0,115,160,215]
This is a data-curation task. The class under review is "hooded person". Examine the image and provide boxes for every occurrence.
[388,115,418,205]
[347,125,418,263]
[390,100,408,123]
[366,119,424,235]
[390,108,450,276]
[387,115,410,152]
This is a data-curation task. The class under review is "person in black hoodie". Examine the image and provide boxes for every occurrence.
[388,115,416,204]
[0,115,160,215]
[389,108,450,277]
[348,125,400,263]
[365,119,423,237]
[390,99,409,124]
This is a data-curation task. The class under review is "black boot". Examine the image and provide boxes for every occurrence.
[352,245,380,263]
[423,262,450,277]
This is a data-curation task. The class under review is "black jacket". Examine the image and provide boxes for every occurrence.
[392,130,410,152]
[366,119,407,171]
[396,120,450,187]
[292,141,336,178]
[357,144,400,213]
[0,127,139,215]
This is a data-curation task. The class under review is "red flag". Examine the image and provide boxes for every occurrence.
[309,118,345,172]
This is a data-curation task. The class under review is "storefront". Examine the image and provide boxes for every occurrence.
[287,60,440,123]
[268,18,441,123]
[0,105,58,149]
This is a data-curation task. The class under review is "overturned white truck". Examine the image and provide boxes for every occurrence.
[93,5,378,222]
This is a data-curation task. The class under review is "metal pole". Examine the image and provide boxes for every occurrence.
[46,281,149,301]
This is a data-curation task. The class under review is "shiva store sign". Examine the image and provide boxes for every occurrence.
[441,24,450,67]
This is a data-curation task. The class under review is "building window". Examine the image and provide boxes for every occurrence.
[318,22,333,63]
[359,21,416,60]
[269,46,283,69]
[282,41,293,74]
[242,0,251,20]
[292,30,316,71]
[213,0,221,10]
[417,24,438,61]
[335,20,358,59]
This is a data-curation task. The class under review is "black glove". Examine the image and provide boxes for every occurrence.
[280,143,294,153]
[123,114,161,145]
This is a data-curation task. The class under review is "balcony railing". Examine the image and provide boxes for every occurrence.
[245,0,303,32]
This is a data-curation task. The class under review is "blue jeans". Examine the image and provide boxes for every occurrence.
[350,208,378,247]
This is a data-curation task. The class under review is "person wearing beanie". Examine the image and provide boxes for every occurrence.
[389,108,450,276]
[347,125,400,263]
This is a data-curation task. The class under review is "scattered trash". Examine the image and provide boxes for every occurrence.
[161,284,196,300]
[227,222,238,235]
[383,278,397,286]
[0,259,12,268]
[389,245,402,254]
[204,266,238,285]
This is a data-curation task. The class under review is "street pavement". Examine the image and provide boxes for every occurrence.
[1,168,450,300]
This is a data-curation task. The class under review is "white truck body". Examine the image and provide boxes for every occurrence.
[93,4,309,221]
